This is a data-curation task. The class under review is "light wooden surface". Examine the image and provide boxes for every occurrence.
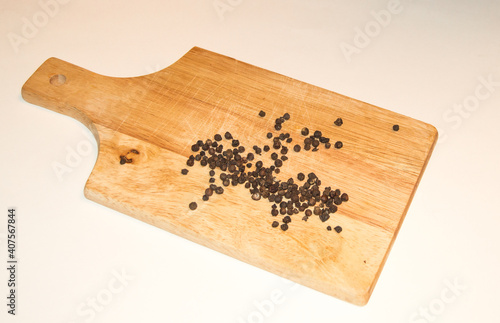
[21,47,437,305]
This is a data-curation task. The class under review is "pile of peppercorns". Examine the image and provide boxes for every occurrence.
[183,112,348,233]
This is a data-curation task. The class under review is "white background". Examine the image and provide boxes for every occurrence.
[1,0,499,322]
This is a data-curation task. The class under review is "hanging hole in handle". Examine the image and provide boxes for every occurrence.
[50,74,66,86]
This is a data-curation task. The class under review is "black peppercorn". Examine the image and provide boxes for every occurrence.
[189,202,197,210]
[393,124,399,131]
[283,112,290,120]
[301,127,309,136]
[181,169,189,175]
[252,192,261,201]
[224,132,232,140]
[280,223,289,231]
[334,118,343,126]
[186,159,194,167]
[232,139,239,147]
[334,226,342,233]
[293,144,301,152]
[314,130,322,138]
[275,159,283,167]
[297,173,305,181]
[259,110,266,117]
[267,132,273,139]
[341,193,349,202]
[272,221,279,228]
[325,143,331,149]
[275,124,282,131]
[327,226,332,231]
[334,141,343,149]
[320,211,330,222]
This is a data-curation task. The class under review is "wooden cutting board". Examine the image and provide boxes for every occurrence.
[21,47,437,305]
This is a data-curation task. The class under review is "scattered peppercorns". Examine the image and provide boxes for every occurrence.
[182,113,349,232]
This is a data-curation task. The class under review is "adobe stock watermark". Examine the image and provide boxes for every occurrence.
[67,268,134,323]
[409,277,466,322]
[339,0,403,63]
[438,74,499,144]
[52,130,95,182]
[213,0,244,21]
[237,281,300,323]
[7,0,74,53]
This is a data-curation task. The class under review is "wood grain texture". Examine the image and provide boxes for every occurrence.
[21,47,437,305]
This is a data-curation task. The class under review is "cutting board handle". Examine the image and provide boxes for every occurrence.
[21,57,107,142]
